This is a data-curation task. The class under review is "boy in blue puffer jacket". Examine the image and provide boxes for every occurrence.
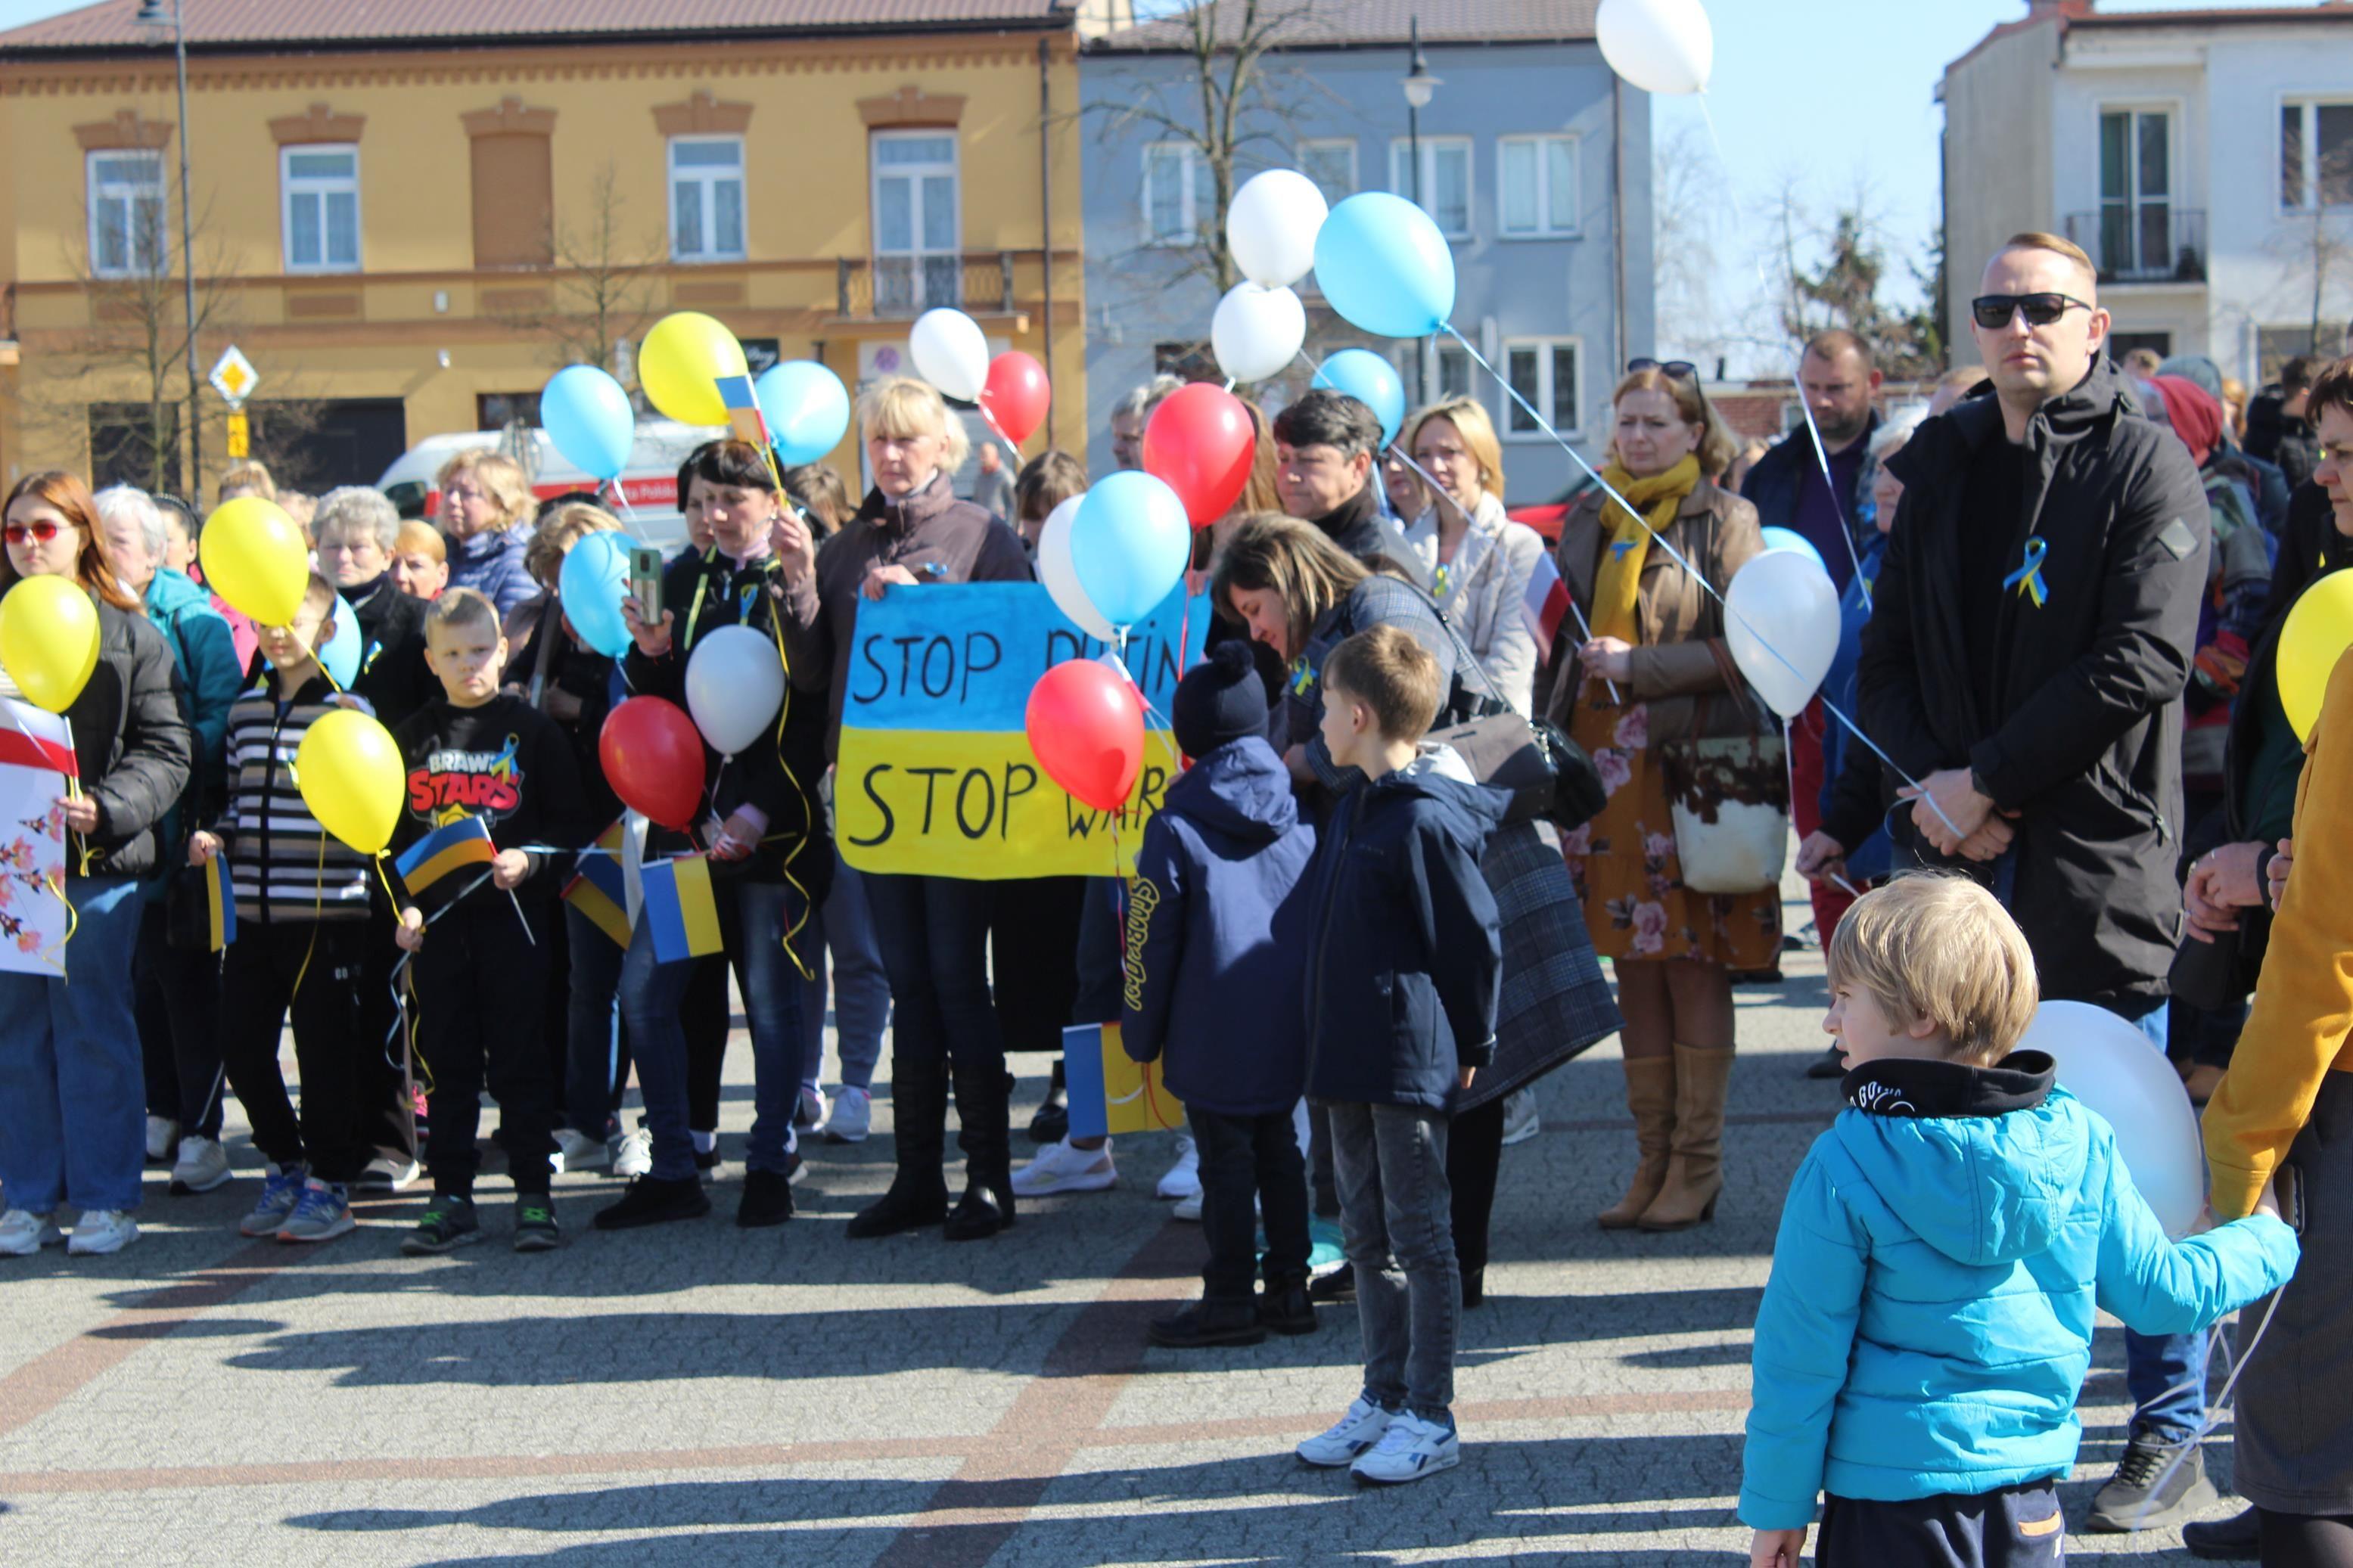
[1743,874,2299,1566]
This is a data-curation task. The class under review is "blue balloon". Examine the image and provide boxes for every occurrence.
[756,361,852,467]
[1760,526,1828,576]
[1311,192,1457,340]
[541,365,636,482]
[1312,349,1407,449]
[1068,471,1192,629]
[269,592,360,685]
[558,530,633,660]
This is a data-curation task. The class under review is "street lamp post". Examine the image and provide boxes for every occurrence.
[1400,19,1441,400]
[135,0,203,500]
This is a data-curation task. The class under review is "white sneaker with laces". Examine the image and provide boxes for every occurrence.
[1155,1135,1201,1200]
[0,1209,63,1256]
[796,1085,828,1129]
[169,1135,232,1195]
[1500,1088,1541,1147]
[1349,1410,1460,1486]
[1297,1398,1397,1467]
[1011,1138,1117,1197]
[819,1085,872,1144]
[354,1154,419,1193]
[67,1210,139,1256]
[145,1115,179,1163]
[553,1128,610,1172]
[1173,1191,1203,1222]
[610,1127,654,1179]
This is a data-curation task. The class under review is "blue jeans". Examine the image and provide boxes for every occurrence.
[618,878,803,1182]
[564,903,629,1142]
[2121,1002,2208,1444]
[0,877,146,1214]
[1328,1100,1459,1422]
[800,849,889,1096]
[863,873,1002,1070]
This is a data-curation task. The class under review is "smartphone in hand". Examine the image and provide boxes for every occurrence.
[628,545,664,624]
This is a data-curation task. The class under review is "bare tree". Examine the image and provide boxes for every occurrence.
[492,161,665,381]
[1652,125,1728,368]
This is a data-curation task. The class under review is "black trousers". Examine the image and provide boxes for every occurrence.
[2261,1511,2353,1566]
[218,920,373,1184]
[1449,1096,1507,1279]
[134,899,225,1139]
[415,897,557,1197]
[1818,1481,2065,1567]
[1190,1106,1312,1302]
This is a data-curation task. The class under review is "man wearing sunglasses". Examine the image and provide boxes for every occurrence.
[1857,230,2216,1537]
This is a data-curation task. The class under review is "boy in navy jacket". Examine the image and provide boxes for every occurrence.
[1294,626,1503,1488]
[1124,641,1319,1349]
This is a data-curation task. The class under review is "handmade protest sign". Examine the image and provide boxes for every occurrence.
[836,582,1208,878]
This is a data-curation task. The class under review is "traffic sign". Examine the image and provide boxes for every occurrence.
[209,345,258,407]
[225,411,250,458]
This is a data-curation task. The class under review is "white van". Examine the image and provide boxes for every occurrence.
[375,419,718,554]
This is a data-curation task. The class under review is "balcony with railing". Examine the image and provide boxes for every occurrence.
[2064,207,2208,286]
[834,250,1032,321]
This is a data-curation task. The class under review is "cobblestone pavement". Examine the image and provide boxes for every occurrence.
[0,883,2233,1565]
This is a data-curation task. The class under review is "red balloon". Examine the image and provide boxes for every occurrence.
[1142,382,1255,529]
[599,696,707,830]
[979,351,1051,447]
[1024,659,1145,815]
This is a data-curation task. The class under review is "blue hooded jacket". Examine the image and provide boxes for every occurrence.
[1121,736,1318,1116]
[444,524,536,617]
[1740,1051,2299,1529]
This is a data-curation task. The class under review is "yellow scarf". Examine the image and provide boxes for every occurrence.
[1590,455,1701,647]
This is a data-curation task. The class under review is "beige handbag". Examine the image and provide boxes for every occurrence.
[1652,641,1789,896]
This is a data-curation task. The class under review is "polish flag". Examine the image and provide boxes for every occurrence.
[0,697,76,778]
[1522,551,1570,663]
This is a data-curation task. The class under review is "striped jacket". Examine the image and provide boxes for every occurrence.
[216,674,374,924]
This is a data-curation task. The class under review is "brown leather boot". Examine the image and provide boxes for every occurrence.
[1640,1044,1732,1231]
[1596,1054,1677,1229]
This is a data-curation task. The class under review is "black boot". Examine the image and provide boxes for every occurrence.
[846,1057,951,1240]
[1257,1278,1317,1337]
[1027,1058,1070,1144]
[943,1063,1015,1241]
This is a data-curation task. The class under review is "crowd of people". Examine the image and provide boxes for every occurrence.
[6,219,2353,1553]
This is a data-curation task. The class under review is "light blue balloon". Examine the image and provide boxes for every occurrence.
[1312,349,1407,449]
[1068,471,1192,629]
[558,530,633,660]
[1311,192,1457,340]
[541,365,636,482]
[756,361,852,467]
[1760,526,1828,576]
[269,592,361,685]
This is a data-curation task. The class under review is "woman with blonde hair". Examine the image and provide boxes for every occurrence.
[1400,397,1546,716]
[434,449,537,616]
[1541,361,1776,1234]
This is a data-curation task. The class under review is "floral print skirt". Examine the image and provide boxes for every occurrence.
[1562,684,1782,967]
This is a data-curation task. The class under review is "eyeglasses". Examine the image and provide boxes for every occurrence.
[1627,358,1698,381]
[1970,292,2093,331]
[4,520,70,545]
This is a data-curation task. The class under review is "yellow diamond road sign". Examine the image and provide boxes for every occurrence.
[209,346,257,407]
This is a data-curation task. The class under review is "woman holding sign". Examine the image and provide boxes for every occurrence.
[774,377,1036,1244]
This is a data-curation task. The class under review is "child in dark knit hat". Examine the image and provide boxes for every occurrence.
[1124,640,1321,1348]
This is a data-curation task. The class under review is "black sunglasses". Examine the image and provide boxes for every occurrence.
[1969,292,2093,331]
[1627,358,1698,381]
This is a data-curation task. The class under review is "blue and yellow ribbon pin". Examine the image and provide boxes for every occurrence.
[1287,657,1315,697]
[2003,537,2049,608]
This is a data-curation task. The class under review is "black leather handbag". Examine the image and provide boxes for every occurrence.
[1422,595,1607,831]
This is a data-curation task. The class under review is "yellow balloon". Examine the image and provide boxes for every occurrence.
[2279,570,2353,741]
[638,311,748,427]
[0,576,99,714]
[293,707,404,856]
[200,496,309,626]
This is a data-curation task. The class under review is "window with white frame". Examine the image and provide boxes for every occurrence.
[1436,341,1474,401]
[87,151,166,278]
[1499,135,1578,238]
[1390,137,1472,238]
[281,144,360,272]
[670,137,746,262]
[873,131,960,314]
[1503,338,1581,438]
[1144,141,1214,246]
[1299,138,1357,208]
[2282,98,2353,211]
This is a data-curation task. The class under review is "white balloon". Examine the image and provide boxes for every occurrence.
[1724,549,1839,719]
[684,624,785,759]
[1226,169,1330,289]
[1210,282,1307,385]
[908,308,989,402]
[1596,0,1714,96]
[1038,493,1115,643]
[2020,1000,2207,1239]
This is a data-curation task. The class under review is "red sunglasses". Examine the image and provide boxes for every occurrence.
[3,520,70,545]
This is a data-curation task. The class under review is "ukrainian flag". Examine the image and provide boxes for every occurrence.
[204,855,236,952]
[641,852,723,964]
[564,819,632,948]
[394,815,498,905]
[716,374,769,451]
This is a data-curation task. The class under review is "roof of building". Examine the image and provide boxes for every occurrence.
[1089,0,1598,53]
[1944,0,2353,79]
[0,0,1078,54]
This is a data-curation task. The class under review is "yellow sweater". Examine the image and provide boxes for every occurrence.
[2205,642,2353,1218]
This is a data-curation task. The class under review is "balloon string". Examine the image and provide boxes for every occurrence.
[974,400,1023,464]
[37,871,77,971]
[1789,346,1871,611]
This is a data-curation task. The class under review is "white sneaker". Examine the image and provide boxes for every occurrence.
[0,1209,63,1256]
[1173,1191,1203,1222]
[1297,1398,1396,1467]
[610,1127,654,1179]
[1500,1087,1541,1147]
[553,1129,610,1173]
[1012,1138,1117,1197]
[819,1085,872,1144]
[1156,1135,1201,1200]
[145,1115,180,1163]
[169,1136,232,1195]
[796,1085,828,1129]
[1349,1410,1461,1486]
[67,1210,139,1256]
[353,1155,419,1194]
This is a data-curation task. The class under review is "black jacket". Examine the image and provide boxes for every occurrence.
[1860,356,2211,1017]
[390,694,595,902]
[1738,411,1879,590]
[1301,753,1505,1112]
[2246,390,2319,493]
[347,578,434,730]
[71,598,194,881]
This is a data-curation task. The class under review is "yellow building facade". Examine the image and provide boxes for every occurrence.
[0,5,1088,502]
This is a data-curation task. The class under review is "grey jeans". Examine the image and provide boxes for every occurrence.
[1326,1099,1459,1422]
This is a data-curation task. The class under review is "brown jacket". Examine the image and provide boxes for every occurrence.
[1537,477,1764,739]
